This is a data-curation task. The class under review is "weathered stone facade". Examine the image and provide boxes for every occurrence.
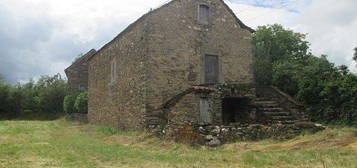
[87,0,256,130]
[65,49,96,93]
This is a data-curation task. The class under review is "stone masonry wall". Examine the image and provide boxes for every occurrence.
[88,18,150,130]
[145,0,254,124]
[88,0,254,130]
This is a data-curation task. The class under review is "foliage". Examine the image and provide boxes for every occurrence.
[74,91,88,114]
[252,24,311,86]
[252,57,273,86]
[63,94,78,114]
[0,74,69,119]
[36,74,69,115]
[0,81,21,118]
[252,24,357,126]
[252,24,310,62]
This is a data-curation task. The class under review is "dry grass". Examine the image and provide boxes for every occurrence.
[0,119,356,168]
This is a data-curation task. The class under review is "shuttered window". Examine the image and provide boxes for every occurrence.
[204,55,219,84]
[198,4,209,24]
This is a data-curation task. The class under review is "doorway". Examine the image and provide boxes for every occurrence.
[222,97,250,125]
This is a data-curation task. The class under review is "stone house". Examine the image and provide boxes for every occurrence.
[66,0,307,130]
[65,49,96,93]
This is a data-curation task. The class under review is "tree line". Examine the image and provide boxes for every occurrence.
[0,74,68,120]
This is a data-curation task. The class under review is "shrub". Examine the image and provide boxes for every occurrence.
[74,92,88,114]
[63,94,77,114]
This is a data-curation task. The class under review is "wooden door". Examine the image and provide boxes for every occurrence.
[200,98,211,123]
[204,55,219,84]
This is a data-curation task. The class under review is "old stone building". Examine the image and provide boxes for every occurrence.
[65,49,96,93]
[81,0,307,130]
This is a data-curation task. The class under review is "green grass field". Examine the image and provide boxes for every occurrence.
[0,119,356,168]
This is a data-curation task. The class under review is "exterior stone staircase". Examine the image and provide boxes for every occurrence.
[255,97,300,124]
[255,86,309,124]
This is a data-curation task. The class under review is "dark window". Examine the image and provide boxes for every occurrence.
[204,55,219,84]
[79,84,85,91]
[198,4,209,24]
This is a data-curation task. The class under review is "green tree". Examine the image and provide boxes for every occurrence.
[252,24,311,85]
[0,81,12,118]
[0,81,23,119]
[0,74,69,120]
[36,74,69,117]
[252,24,310,62]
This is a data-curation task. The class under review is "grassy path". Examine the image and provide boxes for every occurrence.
[0,120,356,168]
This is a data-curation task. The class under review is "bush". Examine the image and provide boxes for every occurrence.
[0,82,13,118]
[63,94,78,114]
[36,74,69,115]
[74,92,88,114]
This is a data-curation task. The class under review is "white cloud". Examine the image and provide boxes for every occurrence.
[226,1,298,28]
[0,0,168,83]
[1,0,168,42]
[0,0,356,84]
[293,0,357,71]
[227,0,357,72]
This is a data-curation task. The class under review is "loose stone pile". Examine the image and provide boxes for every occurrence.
[149,122,326,147]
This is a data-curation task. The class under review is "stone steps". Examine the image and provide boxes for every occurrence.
[260,107,284,112]
[263,112,290,116]
[271,115,296,120]
[255,101,278,105]
[277,120,300,124]
[255,97,278,101]
[255,97,301,124]
[256,103,280,108]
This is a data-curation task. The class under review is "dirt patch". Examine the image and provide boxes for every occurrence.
[20,156,61,168]
[103,135,136,146]
[289,134,357,150]
[257,134,357,151]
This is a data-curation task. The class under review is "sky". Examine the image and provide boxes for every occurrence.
[0,0,356,84]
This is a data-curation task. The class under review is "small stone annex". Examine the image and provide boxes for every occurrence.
[66,0,314,144]
[65,49,96,94]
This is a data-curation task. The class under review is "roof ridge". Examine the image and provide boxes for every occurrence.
[65,49,96,71]
[87,0,180,62]
[219,0,255,33]
[87,0,254,62]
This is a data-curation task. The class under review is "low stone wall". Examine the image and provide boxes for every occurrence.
[65,113,88,123]
[149,122,325,147]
